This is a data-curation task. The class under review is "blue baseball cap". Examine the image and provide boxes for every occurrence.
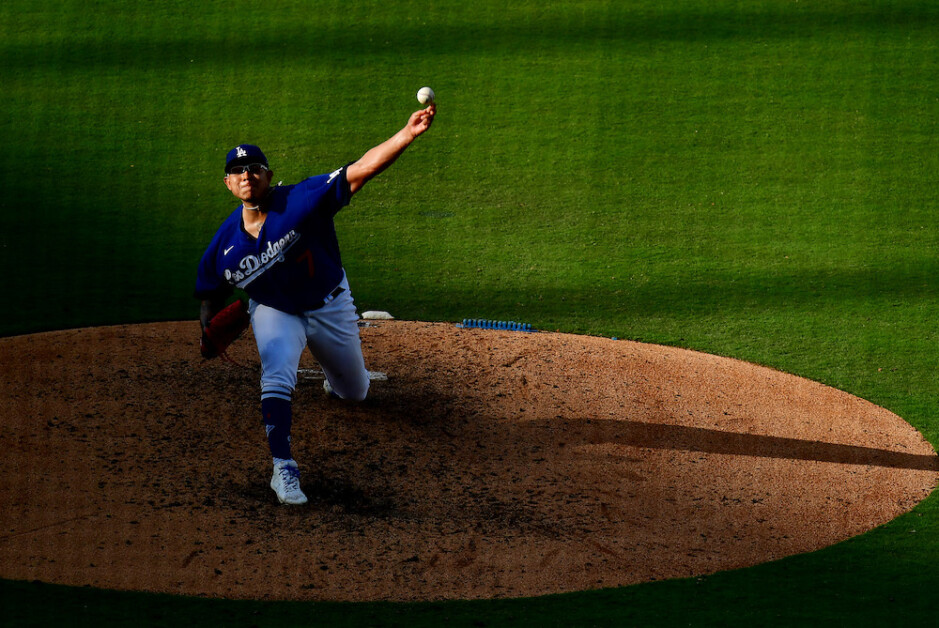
[225,144,268,173]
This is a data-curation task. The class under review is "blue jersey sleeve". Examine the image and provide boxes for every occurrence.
[291,166,352,219]
[194,229,235,300]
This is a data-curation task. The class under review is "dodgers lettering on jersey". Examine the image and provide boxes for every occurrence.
[195,167,352,314]
[223,229,302,288]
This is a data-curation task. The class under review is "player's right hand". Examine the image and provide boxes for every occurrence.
[407,105,436,139]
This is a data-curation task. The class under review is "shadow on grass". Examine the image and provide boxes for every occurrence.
[3,3,936,73]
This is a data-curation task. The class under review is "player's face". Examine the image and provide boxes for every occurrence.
[224,166,273,205]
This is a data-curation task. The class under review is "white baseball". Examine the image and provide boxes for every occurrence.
[417,86,435,105]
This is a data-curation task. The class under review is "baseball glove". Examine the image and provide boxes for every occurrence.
[201,299,250,360]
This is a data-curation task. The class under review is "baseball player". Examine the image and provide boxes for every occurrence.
[195,104,437,505]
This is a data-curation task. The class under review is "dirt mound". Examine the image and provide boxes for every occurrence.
[0,320,935,601]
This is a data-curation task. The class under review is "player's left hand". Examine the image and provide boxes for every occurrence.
[407,105,436,139]
[200,299,251,360]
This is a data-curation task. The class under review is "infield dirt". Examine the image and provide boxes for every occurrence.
[0,320,936,601]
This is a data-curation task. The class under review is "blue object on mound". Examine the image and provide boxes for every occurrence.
[457,319,535,332]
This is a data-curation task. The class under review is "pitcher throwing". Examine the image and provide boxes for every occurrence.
[195,104,436,504]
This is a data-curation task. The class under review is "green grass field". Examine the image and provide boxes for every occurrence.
[2,0,937,625]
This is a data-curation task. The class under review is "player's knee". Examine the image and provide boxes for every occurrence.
[343,379,369,402]
[333,376,368,402]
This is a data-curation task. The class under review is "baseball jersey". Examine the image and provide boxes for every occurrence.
[195,166,352,314]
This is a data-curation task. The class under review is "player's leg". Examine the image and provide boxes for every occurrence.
[304,276,370,401]
[250,301,309,504]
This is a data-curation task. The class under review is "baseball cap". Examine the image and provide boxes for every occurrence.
[225,144,268,173]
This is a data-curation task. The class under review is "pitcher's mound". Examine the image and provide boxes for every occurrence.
[0,320,936,601]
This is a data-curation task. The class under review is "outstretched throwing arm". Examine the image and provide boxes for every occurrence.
[346,105,436,195]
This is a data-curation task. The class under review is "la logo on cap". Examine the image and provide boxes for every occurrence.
[236,146,248,158]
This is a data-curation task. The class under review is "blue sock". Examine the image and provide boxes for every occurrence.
[261,397,292,461]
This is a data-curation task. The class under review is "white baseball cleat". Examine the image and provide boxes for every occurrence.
[271,459,308,505]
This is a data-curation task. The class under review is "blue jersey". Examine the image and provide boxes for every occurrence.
[195,166,352,314]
